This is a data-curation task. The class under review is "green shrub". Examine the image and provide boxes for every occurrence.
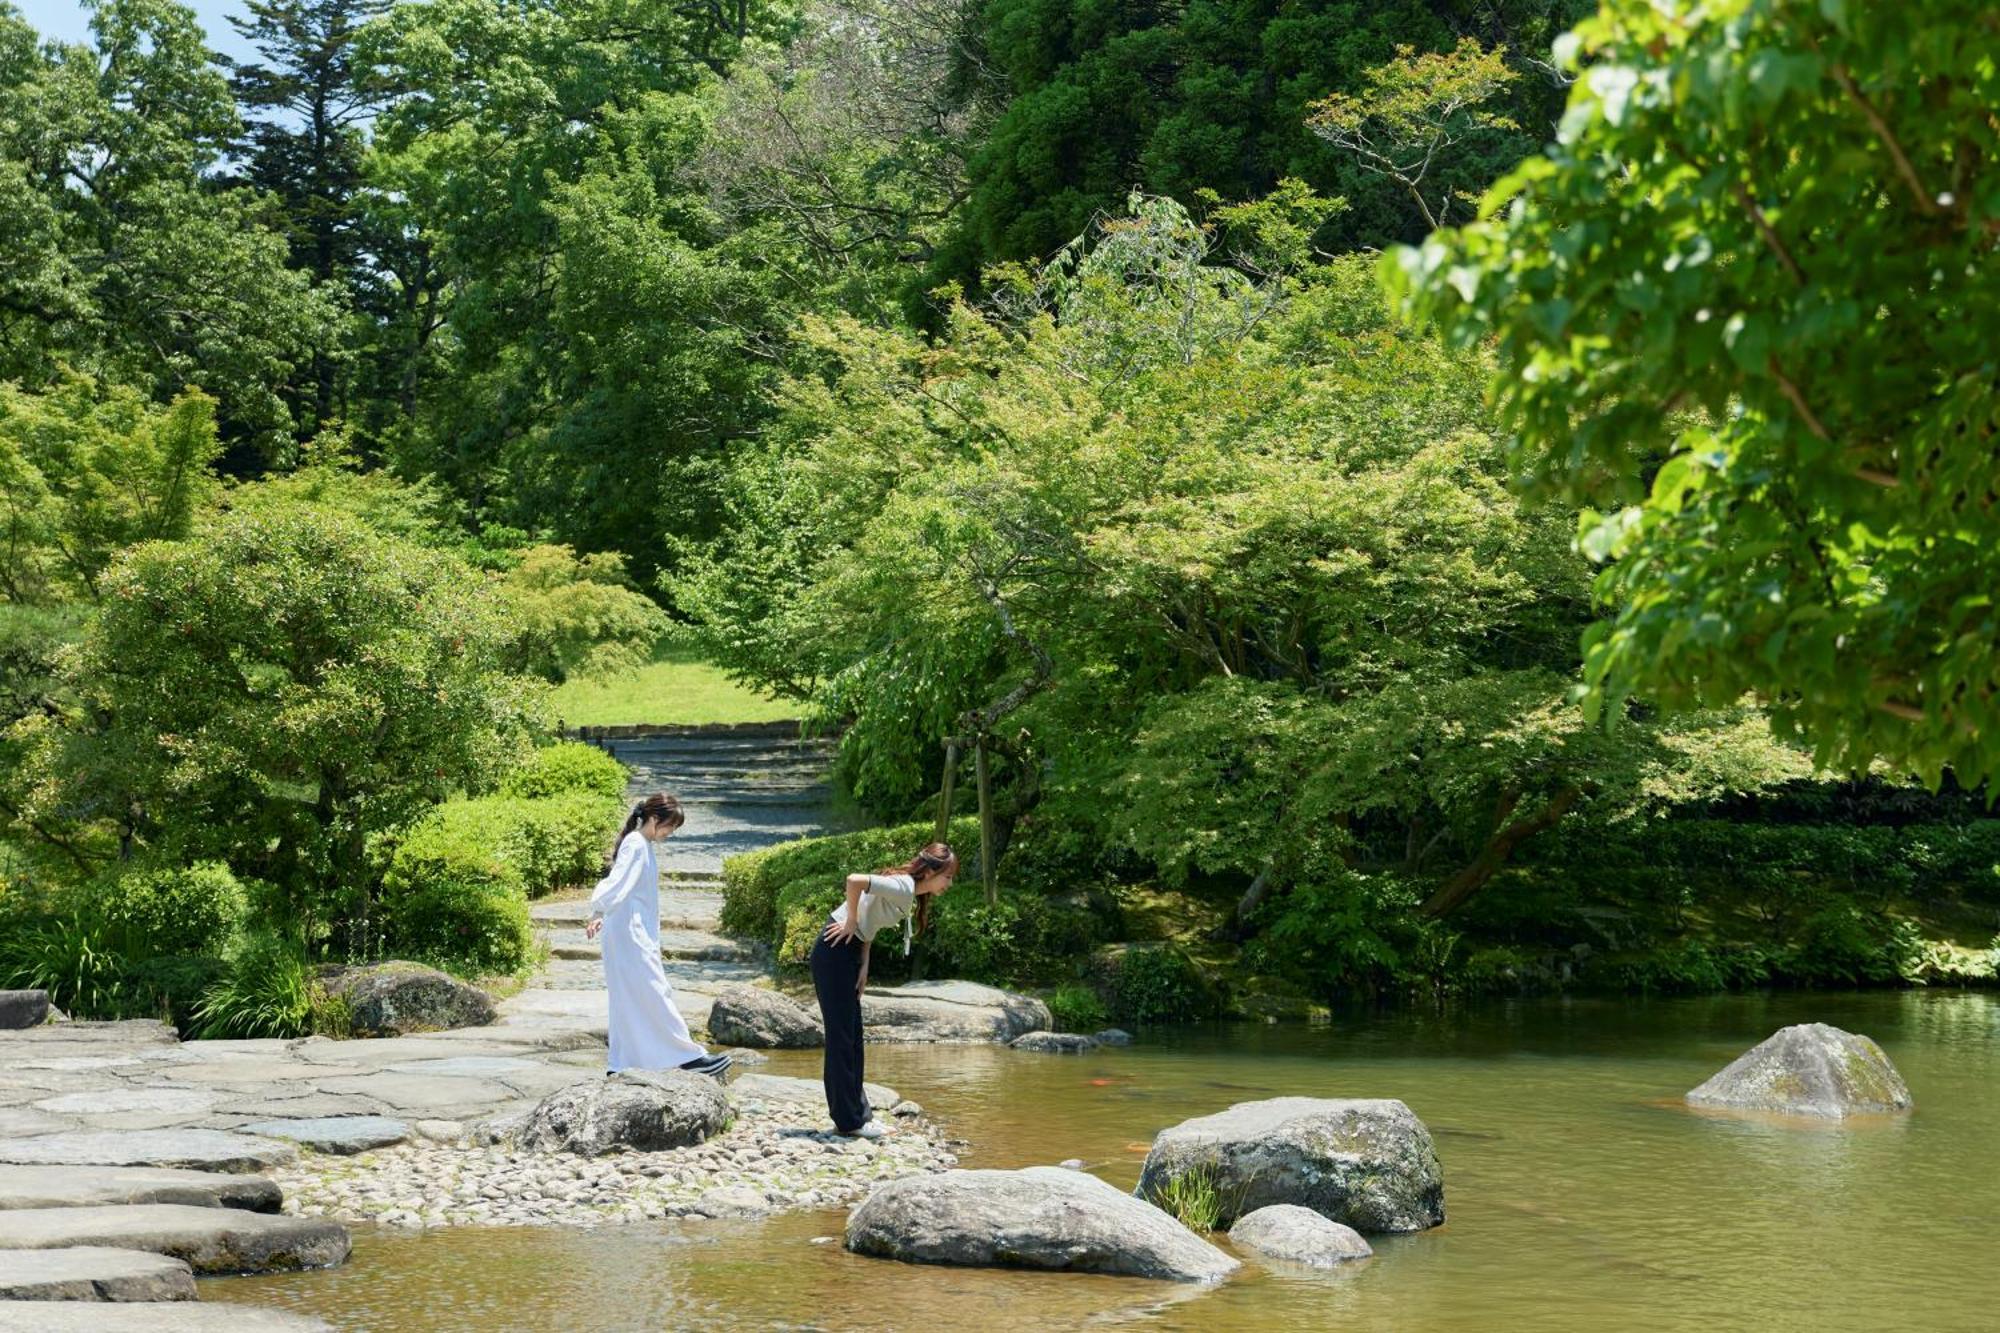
[926,890,1103,985]
[394,793,619,901]
[1112,945,1215,1024]
[1247,872,1425,1000]
[501,742,629,802]
[1150,1159,1227,1231]
[1046,983,1109,1032]
[379,818,534,973]
[722,817,982,947]
[192,933,311,1038]
[95,861,246,956]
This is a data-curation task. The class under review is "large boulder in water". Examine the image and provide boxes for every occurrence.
[860,981,1051,1043]
[846,1167,1238,1282]
[1685,1023,1912,1118]
[314,962,495,1036]
[513,1070,727,1156]
[1228,1204,1373,1267]
[704,986,824,1049]
[1136,1097,1444,1234]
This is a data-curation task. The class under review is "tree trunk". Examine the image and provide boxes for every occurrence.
[975,738,997,905]
[1220,860,1279,940]
[1419,786,1580,918]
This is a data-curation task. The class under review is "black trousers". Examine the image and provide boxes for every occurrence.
[809,932,870,1132]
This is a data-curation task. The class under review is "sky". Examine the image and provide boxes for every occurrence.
[15,0,263,63]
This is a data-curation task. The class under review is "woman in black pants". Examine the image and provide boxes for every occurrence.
[810,842,957,1138]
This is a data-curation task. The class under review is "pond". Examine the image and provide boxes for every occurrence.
[206,988,1999,1330]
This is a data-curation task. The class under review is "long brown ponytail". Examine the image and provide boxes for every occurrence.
[621,792,685,841]
[877,841,956,936]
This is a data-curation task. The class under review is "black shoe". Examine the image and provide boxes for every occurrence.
[679,1052,733,1081]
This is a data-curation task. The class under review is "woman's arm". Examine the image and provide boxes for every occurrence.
[588,835,644,921]
[823,873,868,943]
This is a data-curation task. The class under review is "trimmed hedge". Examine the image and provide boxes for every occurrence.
[501,741,630,802]
[378,815,534,973]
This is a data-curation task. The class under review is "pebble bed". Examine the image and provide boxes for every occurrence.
[271,1101,958,1230]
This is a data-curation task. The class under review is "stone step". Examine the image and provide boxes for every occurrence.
[0,1164,281,1213]
[0,1301,332,1331]
[0,1130,297,1173]
[543,927,759,964]
[531,892,723,929]
[0,1245,195,1302]
[0,1204,349,1274]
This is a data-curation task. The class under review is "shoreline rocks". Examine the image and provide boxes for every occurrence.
[274,1098,957,1230]
[1228,1204,1373,1267]
[1136,1097,1444,1233]
[846,1166,1239,1282]
[705,987,825,1049]
[1685,1022,1913,1118]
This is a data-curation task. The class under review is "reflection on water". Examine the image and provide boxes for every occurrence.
[205,990,2000,1331]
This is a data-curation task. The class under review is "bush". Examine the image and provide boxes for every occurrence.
[191,933,312,1038]
[379,819,534,973]
[95,861,247,956]
[927,890,1103,985]
[0,916,136,1018]
[397,793,620,900]
[1112,945,1215,1024]
[722,817,982,945]
[1247,872,1426,1000]
[1046,983,1109,1032]
[501,741,629,802]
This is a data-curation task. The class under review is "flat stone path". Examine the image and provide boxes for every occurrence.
[0,1165,279,1213]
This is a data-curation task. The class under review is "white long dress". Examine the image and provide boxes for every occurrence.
[590,830,708,1072]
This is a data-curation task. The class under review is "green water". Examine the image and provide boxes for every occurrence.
[207,989,2000,1331]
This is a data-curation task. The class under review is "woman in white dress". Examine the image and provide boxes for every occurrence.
[585,793,729,1079]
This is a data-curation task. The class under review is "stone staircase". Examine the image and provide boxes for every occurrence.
[500,727,845,1036]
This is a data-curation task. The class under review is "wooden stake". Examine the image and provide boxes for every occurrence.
[935,740,959,843]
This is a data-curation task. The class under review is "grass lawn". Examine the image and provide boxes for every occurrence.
[549,646,801,727]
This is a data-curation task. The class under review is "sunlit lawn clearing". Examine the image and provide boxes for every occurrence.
[549,646,799,727]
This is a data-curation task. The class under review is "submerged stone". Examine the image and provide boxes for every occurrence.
[1228,1204,1373,1267]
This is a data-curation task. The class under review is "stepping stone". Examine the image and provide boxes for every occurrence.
[236,1117,410,1155]
[0,1245,196,1301]
[0,1302,331,1330]
[307,1073,517,1119]
[0,1204,349,1273]
[0,1130,296,1173]
[0,1164,281,1212]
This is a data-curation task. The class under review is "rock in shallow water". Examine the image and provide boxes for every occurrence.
[514,1070,727,1156]
[847,1167,1238,1282]
[0,1204,349,1274]
[1228,1204,1372,1267]
[0,1245,197,1302]
[1136,1097,1444,1234]
[705,987,825,1049]
[1685,1022,1912,1118]
[1008,1032,1097,1054]
[1093,1029,1133,1047]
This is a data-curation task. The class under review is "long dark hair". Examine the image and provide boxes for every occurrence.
[877,841,956,936]
[621,792,685,841]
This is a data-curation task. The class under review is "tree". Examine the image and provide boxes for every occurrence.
[678,193,1805,916]
[224,0,388,429]
[1386,0,2000,789]
[4,500,546,951]
[1308,38,1520,231]
[0,0,340,462]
